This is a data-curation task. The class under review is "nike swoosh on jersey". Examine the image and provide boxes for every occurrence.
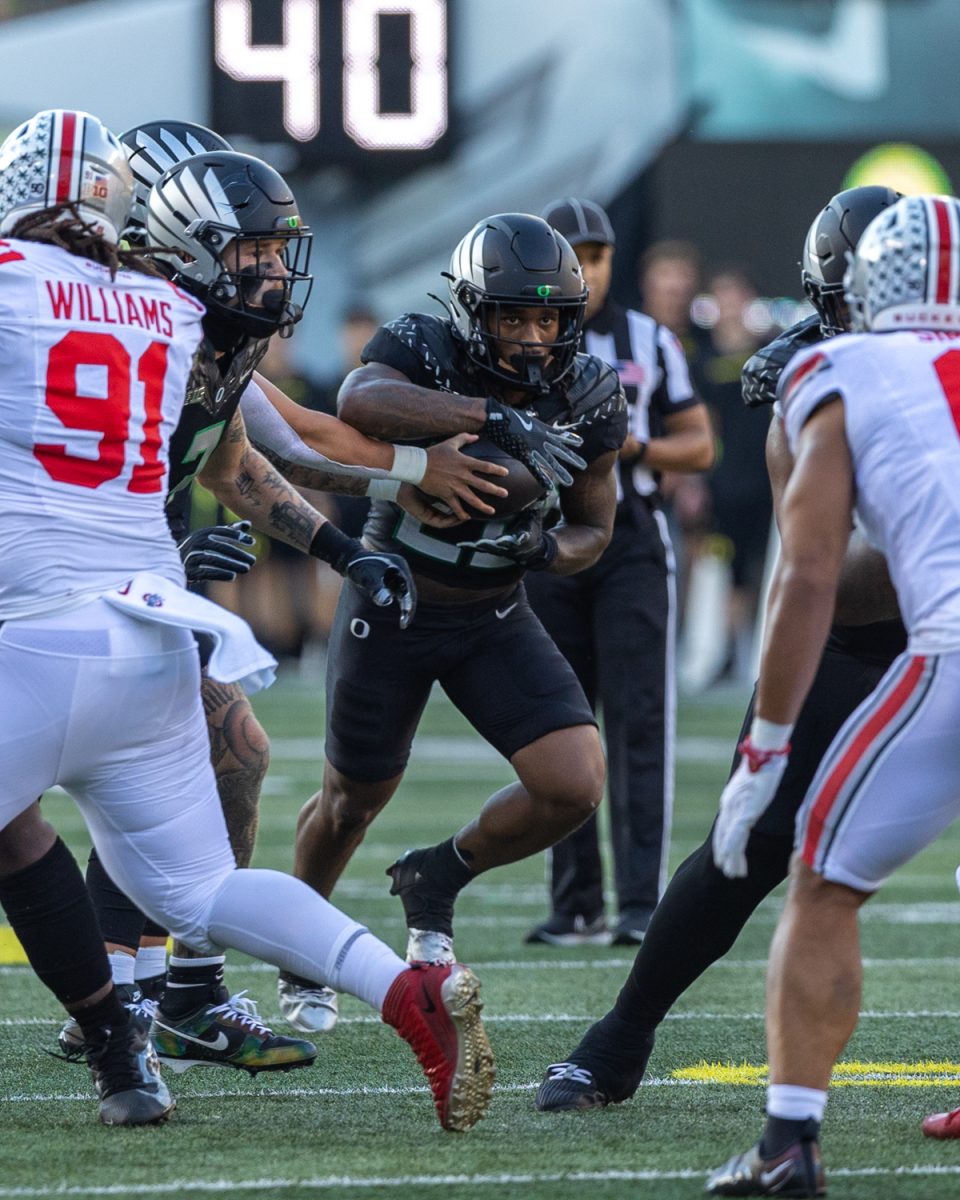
[495,602,518,619]
[156,1023,230,1053]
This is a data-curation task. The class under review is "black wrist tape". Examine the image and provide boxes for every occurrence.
[309,523,360,574]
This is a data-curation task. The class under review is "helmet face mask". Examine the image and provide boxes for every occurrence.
[0,109,132,244]
[801,185,901,336]
[447,213,587,393]
[118,120,232,245]
[147,152,312,340]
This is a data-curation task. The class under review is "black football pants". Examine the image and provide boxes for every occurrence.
[524,502,674,923]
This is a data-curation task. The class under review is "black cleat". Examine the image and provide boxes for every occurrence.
[387,848,457,939]
[57,984,157,1062]
[536,1061,612,1111]
[706,1131,826,1197]
[85,1021,175,1126]
[525,914,609,946]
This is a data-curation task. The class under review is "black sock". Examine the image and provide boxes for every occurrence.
[159,959,226,1018]
[568,1009,656,1101]
[760,1115,821,1158]
[612,829,792,1032]
[74,987,130,1041]
[85,846,147,952]
[419,837,474,893]
[0,838,110,1005]
[562,829,791,1100]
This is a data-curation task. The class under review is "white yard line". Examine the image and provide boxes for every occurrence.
[8,1008,960,1030]
[0,1165,958,1196]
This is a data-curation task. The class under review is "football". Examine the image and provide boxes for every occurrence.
[457,437,547,518]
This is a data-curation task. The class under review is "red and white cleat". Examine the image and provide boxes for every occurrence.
[923,1106,960,1138]
[382,961,495,1131]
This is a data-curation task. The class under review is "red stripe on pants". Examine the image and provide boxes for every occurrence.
[801,656,926,868]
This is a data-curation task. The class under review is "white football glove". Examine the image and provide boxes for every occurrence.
[712,737,790,879]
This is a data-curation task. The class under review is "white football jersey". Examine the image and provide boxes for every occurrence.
[0,238,205,619]
[780,329,960,653]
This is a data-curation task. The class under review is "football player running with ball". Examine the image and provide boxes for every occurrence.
[279,213,628,1032]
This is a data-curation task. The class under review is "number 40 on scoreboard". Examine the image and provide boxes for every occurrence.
[210,0,453,171]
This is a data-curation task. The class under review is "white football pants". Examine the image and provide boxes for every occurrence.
[0,600,404,1007]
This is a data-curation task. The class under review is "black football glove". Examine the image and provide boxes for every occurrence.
[458,507,558,571]
[178,521,257,583]
[481,398,586,489]
[344,546,418,630]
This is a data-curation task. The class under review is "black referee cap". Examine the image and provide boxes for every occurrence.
[540,197,615,248]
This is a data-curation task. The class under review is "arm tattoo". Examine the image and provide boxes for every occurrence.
[224,444,323,551]
[268,499,322,548]
[257,443,371,496]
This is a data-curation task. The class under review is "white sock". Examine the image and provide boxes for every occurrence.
[206,869,406,1011]
[766,1083,828,1122]
[107,950,136,988]
[134,945,167,982]
[333,926,406,1011]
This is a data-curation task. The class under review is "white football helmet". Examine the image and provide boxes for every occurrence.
[845,194,960,333]
[0,110,132,244]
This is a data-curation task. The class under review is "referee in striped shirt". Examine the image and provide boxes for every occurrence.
[524,198,714,947]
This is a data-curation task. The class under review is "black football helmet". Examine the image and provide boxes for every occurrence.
[446,213,587,392]
[801,185,901,335]
[119,120,233,243]
[146,151,312,341]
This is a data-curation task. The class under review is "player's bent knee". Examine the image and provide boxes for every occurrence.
[140,866,237,956]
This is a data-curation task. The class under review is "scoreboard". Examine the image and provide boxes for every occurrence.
[210,0,454,173]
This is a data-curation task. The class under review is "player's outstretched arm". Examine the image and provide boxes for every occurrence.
[200,409,416,626]
[247,373,508,518]
[339,363,585,488]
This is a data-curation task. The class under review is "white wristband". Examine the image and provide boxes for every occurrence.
[367,478,402,500]
[749,717,794,752]
[389,444,428,485]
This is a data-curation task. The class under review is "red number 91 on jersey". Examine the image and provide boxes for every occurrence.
[35,331,169,494]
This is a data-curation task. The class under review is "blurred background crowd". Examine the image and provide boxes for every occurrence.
[2,0,956,686]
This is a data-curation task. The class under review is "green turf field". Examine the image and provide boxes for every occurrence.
[3,671,960,1198]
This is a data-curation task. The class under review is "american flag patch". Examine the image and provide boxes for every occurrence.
[613,359,646,389]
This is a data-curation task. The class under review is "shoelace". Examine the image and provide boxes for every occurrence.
[128,996,158,1023]
[207,990,271,1035]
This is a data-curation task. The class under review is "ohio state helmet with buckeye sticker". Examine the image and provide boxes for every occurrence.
[0,109,132,244]
[845,194,960,333]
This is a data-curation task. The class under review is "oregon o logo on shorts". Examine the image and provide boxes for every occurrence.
[350,618,371,639]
